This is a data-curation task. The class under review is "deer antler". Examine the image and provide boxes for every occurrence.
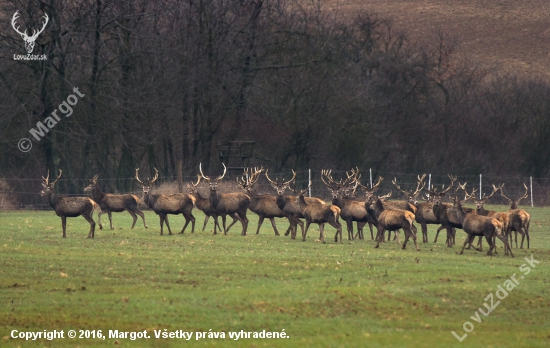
[150,168,159,184]
[321,169,340,190]
[198,163,210,181]
[518,183,529,204]
[479,184,500,201]
[187,175,201,190]
[392,177,409,196]
[49,169,62,187]
[135,168,144,185]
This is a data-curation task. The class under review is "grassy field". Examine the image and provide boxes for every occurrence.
[0,204,549,347]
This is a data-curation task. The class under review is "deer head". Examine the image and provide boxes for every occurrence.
[265,169,296,196]
[357,176,383,203]
[500,183,529,209]
[12,11,49,54]
[84,174,100,193]
[135,167,158,195]
[431,175,457,207]
[236,167,264,192]
[392,174,426,205]
[472,183,502,209]
[187,175,202,195]
[40,169,62,197]
[199,163,227,192]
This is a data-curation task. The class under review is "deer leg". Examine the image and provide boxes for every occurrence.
[83,213,96,238]
[221,215,227,235]
[318,223,326,244]
[485,234,496,256]
[128,210,138,229]
[434,225,444,243]
[136,209,147,229]
[296,218,304,238]
[202,215,210,231]
[525,222,530,249]
[97,210,105,230]
[459,234,473,254]
[61,216,67,238]
[330,220,343,244]
[164,215,173,235]
[346,220,354,240]
[225,214,240,233]
[355,221,366,240]
[302,222,311,241]
[180,213,195,234]
[255,216,265,235]
[394,230,403,249]
[497,233,514,257]
[239,212,248,236]
[107,211,114,230]
[374,226,384,248]
[268,218,280,236]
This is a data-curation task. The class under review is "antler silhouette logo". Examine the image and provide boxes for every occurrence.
[11,11,49,54]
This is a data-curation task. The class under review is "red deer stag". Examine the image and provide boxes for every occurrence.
[500,184,531,249]
[187,175,239,234]
[321,169,372,241]
[135,168,196,236]
[236,167,287,236]
[84,174,147,230]
[264,170,325,239]
[455,188,514,257]
[40,170,97,238]
[358,174,417,240]
[199,163,250,235]
[295,186,342,243]
[392,175,441,243]
[366,193,419,251]
[472,184,510,249]
[431,175,477,247]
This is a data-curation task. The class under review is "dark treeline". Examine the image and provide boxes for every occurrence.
[1,0,550,206]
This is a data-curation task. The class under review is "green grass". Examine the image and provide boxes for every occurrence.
[0,204,549,347]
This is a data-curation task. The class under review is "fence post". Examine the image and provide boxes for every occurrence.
[308,169,311,197]
[369,168,373,188]
[479,174,482,200]
[530,176,533,207]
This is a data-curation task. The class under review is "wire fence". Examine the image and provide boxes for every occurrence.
[1,169,548,210]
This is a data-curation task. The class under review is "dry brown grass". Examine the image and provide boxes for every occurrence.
[327,0,550,78]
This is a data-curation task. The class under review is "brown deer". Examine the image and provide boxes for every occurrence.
[187,175,239,234]
[392,175,440,243]
[431,175,476,247]
[84,174,147,230]
[236,167,288,236]
[295,185,343,243]
[40,170,97,238]
[264,170,325,239]
[358,174,417,240]
[365,193,419,251]
[135,168,196,236]
[472,184,510,249]
[199,163,250,235]
[500,184,531,249]
[455,188,514,257]
[321,169,372,241]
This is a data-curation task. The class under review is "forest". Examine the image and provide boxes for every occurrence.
[1,0,550,206]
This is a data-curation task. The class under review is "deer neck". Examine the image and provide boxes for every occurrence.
[476,205,488,216]
[44,191,60,210]
[91,186,105,201]
[453,200,467,224]
[296,195,308,211]
[510,201,518,210]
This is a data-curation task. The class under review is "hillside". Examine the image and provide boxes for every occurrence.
[332,0,550,79]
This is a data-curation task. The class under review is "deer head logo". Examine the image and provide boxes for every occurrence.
[11,11,49,54]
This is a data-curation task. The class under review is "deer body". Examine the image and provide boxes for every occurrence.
[367,197,418,250]
[136,168,196,235]
[296,193,342,243]
[501,184,530,249]
[41,170,97,238]
[84,175,147,230]
[200,163,250,235]
[454,198,513,257]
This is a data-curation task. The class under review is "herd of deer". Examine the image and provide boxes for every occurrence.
[39,167,531,258]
